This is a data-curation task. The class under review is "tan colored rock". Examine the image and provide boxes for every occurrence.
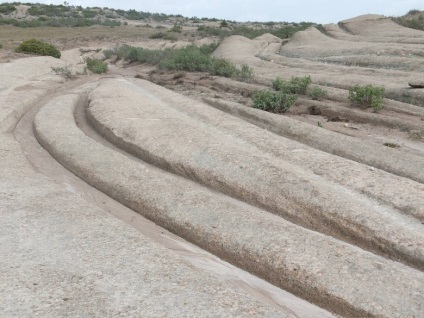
[409,81,424,88]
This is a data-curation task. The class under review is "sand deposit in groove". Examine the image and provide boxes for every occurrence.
[34,91,424,318]
[86,79,424,271]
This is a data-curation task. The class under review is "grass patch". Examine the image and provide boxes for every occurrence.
[15,39,61,58]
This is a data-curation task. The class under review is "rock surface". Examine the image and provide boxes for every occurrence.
[409,81,424,88]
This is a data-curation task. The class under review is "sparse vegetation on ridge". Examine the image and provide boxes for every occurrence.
[0,2,317,41]
[392,9,424,30]
[197,23,317,40]
[104,43,254,82]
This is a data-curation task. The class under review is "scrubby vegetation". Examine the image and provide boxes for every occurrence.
[253,76,325,113]
[149,32,177,41]
[15,39,61,58]
[252,90,297,113]
[0,2,317,41]
[348,84,385,111]
[0,3,16,14]
[104,43,254,82]
[169,24,183,33]
[392,9,424,30]
[51,65,88,78]
[197,23,317,40]
[0,17,121,28]
[308,87,328,100]
[85,57,108,74]
[272,76,312,94]
[0,2,190,27]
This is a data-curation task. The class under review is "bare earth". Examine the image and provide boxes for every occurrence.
[1,14,424,318]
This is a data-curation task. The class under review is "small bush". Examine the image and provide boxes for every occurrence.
[164,34,178,41]
[0,43,3,49]
[235,64,254,82]
[158,45,211,72]
[309,87,328,100]
[348,84,385,111]
[209,58,238,77]
[149,32,167,39]
[169,24,183,33]
[220,20,229,28]
[15,39,61,58]
[273,76,312,94]
[252,90,297,113]
[85,57,108,74]
[52,65,75,79]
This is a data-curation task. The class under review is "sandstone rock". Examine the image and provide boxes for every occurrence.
[409,81,424,88]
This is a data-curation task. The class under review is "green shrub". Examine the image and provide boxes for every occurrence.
[309,87,328,100]
[235,64,254,82]
[348,84,385,111]
[272,76,312,94]
[158,45,211,72]
[252,90,297,113]
[15,39,61,58]
[209,58,238,77]
[85,57,108,73]
[0,43,3,49]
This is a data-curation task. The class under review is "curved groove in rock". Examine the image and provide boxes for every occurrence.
[204,97,424,184]
[34,91,424,318]
[85,79,424,272]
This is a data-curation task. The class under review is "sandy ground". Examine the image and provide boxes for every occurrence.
[1,13,424,318]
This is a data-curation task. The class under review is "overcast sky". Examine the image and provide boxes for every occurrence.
[4,1,424,23]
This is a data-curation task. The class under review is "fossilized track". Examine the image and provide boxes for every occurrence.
[32,77,424,318]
